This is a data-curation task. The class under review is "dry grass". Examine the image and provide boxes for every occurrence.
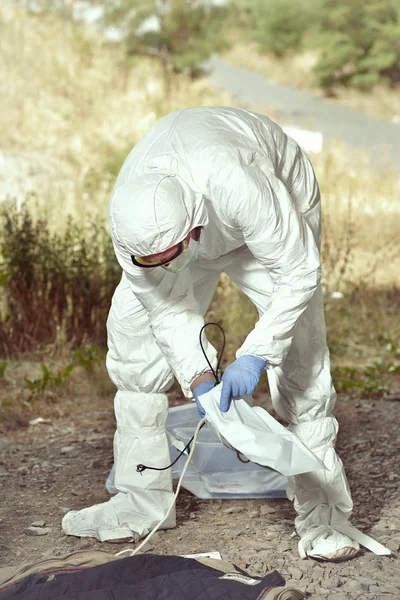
[0,358,115,432]
[312,144,400,291]
[223,41,400,123]
[0,5,231,221]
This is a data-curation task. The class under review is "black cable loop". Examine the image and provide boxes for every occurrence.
[136,322,226,474]
[199,322,226,384]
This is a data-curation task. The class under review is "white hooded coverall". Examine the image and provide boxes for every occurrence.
[62,107,357,559]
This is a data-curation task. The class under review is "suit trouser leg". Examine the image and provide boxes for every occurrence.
[62,272,176,541]
[225,249,358,559]
[63,266,221,541]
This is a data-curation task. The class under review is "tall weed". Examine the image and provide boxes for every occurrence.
[0,203,121,356]
[314,147,400,292]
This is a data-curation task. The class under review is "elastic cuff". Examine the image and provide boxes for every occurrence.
[184,369,215,399]
[236,352,270,368]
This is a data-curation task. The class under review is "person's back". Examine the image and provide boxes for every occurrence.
[115,107,305,201]
[113,107,320,258]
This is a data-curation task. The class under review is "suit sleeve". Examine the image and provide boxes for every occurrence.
[111,241,218,398]
[218,158,321,367]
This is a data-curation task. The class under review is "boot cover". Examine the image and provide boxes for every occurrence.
[62,391,176,542]
[289,420,389,560]
[297,524,359,562]
[62,491,176,542]
[285,418,358,561]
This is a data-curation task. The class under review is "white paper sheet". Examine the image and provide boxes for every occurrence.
[199,384,325,477]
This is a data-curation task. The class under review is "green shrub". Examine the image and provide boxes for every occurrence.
[107,0,231,85]
[72,344,107,372]
[314,0,400,91]
[332,355,400,397]
[25,363,74,394]
[247,0,316,57]
[0,203,121,356]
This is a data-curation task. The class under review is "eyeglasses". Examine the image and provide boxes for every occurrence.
[131,237,189,269]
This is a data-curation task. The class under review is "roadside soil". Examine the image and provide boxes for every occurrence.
[1,391,400,599]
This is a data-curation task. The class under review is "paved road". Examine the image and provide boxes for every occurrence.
[205,56,400,169]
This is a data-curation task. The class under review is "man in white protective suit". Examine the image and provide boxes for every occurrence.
[62,106,360,561]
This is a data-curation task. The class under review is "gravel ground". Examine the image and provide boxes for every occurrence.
[1,394,399,598]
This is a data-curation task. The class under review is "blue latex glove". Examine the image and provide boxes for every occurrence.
[193,381,216,417]
[220,355,266,412]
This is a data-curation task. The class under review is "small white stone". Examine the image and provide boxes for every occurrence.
[30,520,46,527]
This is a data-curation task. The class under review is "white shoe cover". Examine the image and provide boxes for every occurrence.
[62,490,176,542]
[62,496,138,542]
[62,391,176,542]
[298,525,359,562]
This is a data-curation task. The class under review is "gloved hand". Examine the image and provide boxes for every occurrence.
[193,381,216,417]
[220,355,266,412]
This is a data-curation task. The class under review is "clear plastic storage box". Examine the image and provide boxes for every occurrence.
[166,403,288,499]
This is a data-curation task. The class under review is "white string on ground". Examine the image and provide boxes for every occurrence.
[116,417,206,558]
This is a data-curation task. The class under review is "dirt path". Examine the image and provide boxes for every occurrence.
[1,394,400,598]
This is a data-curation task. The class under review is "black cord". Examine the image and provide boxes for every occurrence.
[199,322,225,384]
[136,434,196,473]
[136,323,226,474]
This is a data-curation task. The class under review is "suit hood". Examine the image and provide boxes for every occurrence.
[109,172,208,257]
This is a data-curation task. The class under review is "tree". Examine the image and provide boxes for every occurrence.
[106,0,230,95]
[246,0,316,57]
[314,0,400,91]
